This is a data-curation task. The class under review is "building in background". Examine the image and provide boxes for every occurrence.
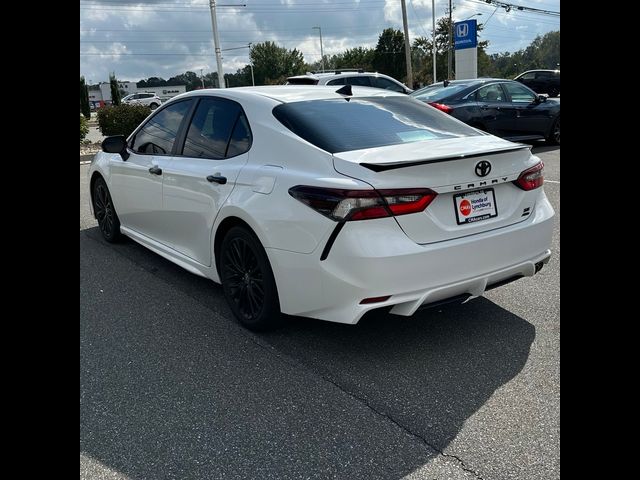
[87,81,186,105]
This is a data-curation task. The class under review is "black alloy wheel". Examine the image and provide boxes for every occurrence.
[93,177,121,242]
[220,227,281,331]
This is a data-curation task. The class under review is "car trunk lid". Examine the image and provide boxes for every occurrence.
[333,136,541,244]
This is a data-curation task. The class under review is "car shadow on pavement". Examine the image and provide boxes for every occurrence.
[81,228,535,478]
[265,299,535,452]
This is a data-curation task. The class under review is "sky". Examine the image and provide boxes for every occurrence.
[80,0,560,83]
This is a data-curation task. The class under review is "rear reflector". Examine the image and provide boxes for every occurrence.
[428,102,454,114]
[289,186,437,221]
[360,295,391,304]
[514,162,544,190]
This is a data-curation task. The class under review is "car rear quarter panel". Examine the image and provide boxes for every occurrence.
[214,111,371,255]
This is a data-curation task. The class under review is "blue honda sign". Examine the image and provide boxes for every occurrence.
[454,19,477,50]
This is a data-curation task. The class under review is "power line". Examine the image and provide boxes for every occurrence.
[465,0,559,16]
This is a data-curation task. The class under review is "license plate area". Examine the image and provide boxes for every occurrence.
[454,188,498,225]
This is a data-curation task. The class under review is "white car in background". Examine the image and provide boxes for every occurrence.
[286,70,413,93]
[121,93,162,110]
[89,86,554,331]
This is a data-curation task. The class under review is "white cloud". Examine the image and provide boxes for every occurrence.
[80,0,560,82]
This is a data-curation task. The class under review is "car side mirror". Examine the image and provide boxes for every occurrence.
[102,135,130,161]
[535,94,548,103]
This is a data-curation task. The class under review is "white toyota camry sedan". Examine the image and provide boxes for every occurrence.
[89,85,554,330]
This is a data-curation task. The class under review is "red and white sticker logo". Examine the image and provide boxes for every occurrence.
[459,199,472,216]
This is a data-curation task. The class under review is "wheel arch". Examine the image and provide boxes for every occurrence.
[212,209,271,277]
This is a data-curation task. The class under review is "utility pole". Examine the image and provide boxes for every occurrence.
[447,0,453,79]
[248,43,255,86]
[312,26,325,72]
[200,69,205,89]
[208,0,225,88]
[432,0,437,83]
[400,0,413,87]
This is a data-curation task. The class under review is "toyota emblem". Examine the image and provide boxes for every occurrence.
[475,161,492,177]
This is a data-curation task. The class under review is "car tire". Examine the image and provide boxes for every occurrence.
[220,226,282,331]
[92,177,122,243]
[546,116,560,145]
[150,103,159,110]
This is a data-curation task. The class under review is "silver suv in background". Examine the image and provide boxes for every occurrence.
[122,93,162,110]
[286,69,413,93]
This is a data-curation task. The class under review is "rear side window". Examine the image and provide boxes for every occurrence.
[273,96,482,153]
[131,100,192,155]
[326,78,346,86]
[476,84,505,102]
[286,78,319,85]
[182,97,251,159]
[345,76,371,87]
[519,72,536,80]
[373,77,405,92]
[227,114,252,157]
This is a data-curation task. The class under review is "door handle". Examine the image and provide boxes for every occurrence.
[207,175,227,185]
[148,166,162,175]
[480,105,490,110]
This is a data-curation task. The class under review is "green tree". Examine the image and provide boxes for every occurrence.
[80,114,89,143]
[373,28,406,81]
[80,76,90,119]
[328,47,375,71]
[109,73,121,106]
[250,41,306,85]
[487,31,559,78]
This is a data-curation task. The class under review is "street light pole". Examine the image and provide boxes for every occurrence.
[312,26,325,72]
[447,0,452,79]
[432,0,436,83]
[200,69,205,89]
[208,0,225,88]
[400,0,413,88]
[248,43,255,86]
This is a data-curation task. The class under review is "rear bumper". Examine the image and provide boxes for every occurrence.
[267,192,554,324]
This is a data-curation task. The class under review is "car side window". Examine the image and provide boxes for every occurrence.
[131,100,192,155]
[475,84,505,102]
[520,72,536,80]
[373,77,405,92]
[182,97,249,159]
[345,76,371,87]
[503,82,536,103]
[226,113,252,157]
[326,78,346,85]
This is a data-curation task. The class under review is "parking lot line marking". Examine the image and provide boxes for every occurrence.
[545,180,560,184]
[80,161,91,165]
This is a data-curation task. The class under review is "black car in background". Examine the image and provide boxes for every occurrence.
[410,78,560,144]
[514,69,560,97]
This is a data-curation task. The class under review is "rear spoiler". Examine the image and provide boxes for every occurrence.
[360,145,531,172]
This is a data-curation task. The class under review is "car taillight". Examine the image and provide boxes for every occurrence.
[514,162,544,191]
[288,186,437,221]
[428,102,454,114]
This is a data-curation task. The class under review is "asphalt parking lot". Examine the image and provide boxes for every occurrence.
[80,144,559,480]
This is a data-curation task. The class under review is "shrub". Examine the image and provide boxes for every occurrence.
[97,104,151,137]
[80,115,89,143]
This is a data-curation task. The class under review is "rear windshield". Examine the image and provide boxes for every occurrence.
[411,83,471,102]
[272,96,481,153]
